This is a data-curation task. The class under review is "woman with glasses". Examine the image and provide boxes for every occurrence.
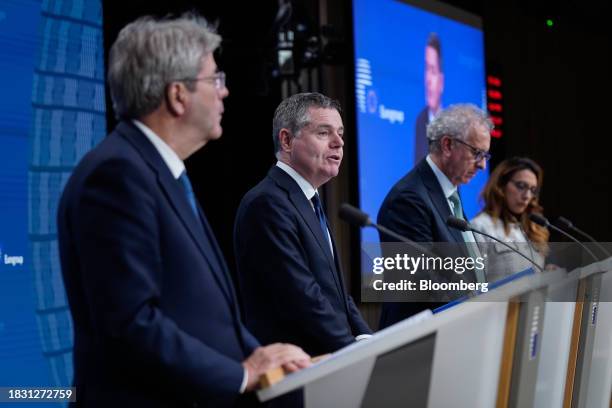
[471,157,549,280]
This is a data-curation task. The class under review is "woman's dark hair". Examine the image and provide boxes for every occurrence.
[480,157,549,253]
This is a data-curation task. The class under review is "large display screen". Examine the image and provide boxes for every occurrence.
[0,0,105,397]
[353,0,487,246]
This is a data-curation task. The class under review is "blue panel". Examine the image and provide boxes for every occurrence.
[0,0,105,402]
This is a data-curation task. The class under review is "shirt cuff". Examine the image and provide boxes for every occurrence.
[355,334,372,341]
[239,367,249,393]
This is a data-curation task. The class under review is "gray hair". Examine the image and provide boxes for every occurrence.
[107,13,221,119]
[272,92,342,154]
[427,103,493,153]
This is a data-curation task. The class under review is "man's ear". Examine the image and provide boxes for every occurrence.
[165,82,188,116]
[278,128,293,153]
[440,135,453,156]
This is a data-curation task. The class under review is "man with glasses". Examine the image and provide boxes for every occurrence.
[57,14,310,407]
[377,104,493,327]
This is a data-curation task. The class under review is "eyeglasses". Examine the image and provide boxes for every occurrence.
[180,71,226,91]
[509,180,539,196]
[451,138,491,162]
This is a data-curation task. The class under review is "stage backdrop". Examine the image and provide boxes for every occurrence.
[352,0,487,252]
[0,0,105,402]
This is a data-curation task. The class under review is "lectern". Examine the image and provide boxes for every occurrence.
[258,269,567,407]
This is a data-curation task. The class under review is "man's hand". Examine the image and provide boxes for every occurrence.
[242,343,311,391]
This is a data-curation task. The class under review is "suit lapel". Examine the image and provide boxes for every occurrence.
[269,167,345,299]
[117,122,234,303]
[418,160,466,245]
[328,228,349,305]
[158,172,233,303]
[197,206,239,303]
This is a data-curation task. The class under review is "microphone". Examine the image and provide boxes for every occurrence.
[529,213,599,262]
[555,216,611,259]
[446,216,544,272]
[338,204,433,255]
[446,216,470,232]
[338,204,372,228]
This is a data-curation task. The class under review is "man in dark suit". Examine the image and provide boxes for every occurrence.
[57,15,309,407]
[234,93,371,356]
[414,33,444,164]
[378,104,492,328]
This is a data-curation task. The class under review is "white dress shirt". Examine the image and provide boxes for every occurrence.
[132,120,185,179]
[425,155,477,244]
[276,161,333,254]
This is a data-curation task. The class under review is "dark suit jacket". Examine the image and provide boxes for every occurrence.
[57,121,259,407]
[414,107,429,164]
[234,166,371,356]
[377,158,476,327]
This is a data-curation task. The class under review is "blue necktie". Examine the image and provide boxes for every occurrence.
[178,171,199,219]
[311,193,333,254]
[178,171,232,298]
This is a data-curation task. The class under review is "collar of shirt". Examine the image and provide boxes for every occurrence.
[276,161,334,254]
[276,161,318,201]
[426,154,456,200]
[133,119,185,180]
[427,155,478,245]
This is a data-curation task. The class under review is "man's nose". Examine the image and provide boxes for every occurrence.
[475,157,486,170]
[331,133,344,148]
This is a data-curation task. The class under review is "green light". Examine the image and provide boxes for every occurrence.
[546,19,554,27]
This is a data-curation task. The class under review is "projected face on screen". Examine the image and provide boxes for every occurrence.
[353,0,488,247]
[425,36,444,115]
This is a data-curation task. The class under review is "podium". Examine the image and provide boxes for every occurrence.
[584,258,612,408]
[491,268,567,408]
[258,269,567,407]
[535,266,579,408]
[559,257,612,408]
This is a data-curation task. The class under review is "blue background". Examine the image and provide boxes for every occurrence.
[0,0,47,388]
[353,0,487,246]
[0,1,105,405]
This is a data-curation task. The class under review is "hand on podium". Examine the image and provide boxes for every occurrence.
[258,354,331,389]
[242,343,311,391]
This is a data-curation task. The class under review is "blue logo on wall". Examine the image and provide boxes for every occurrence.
[356,57,405,124]
[367,90,378,114]
[356,58,373,113]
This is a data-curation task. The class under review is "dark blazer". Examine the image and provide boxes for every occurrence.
[57,121,259,407]
[234,166,371,356]
[414,107,429,164]
[377,158,476,327]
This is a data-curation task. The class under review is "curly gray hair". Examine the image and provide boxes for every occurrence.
[107,13,221,120]
[427,104,493,153]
